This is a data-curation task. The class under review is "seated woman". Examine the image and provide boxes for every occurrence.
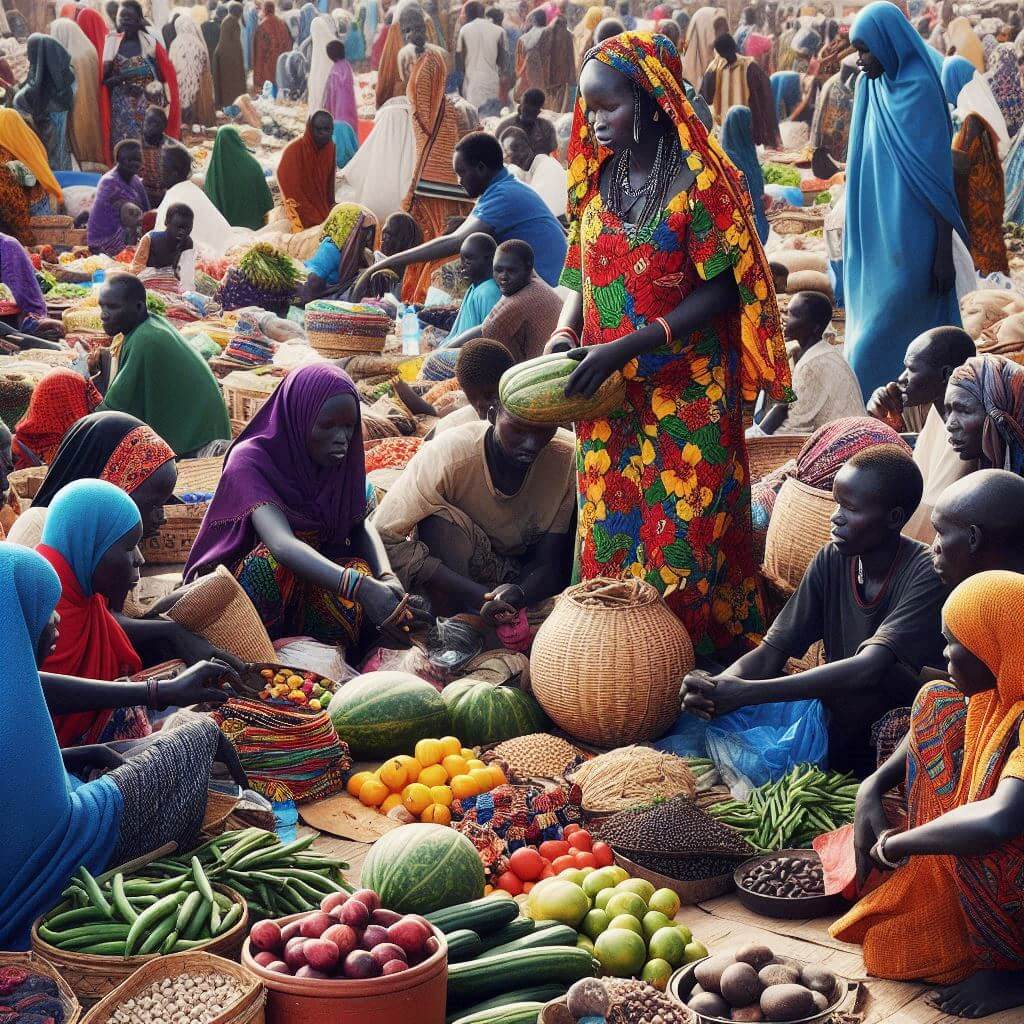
[204,125,275,231]
[831,569,1024,1019]
[373,393,575,619]
[0,543,242,950]
[13,369,102,470]
[368,211,423,301]
[184,364,421,653]
[275,109,337,230]
[0,108,64,239]
[129,202,196,294]
[87,140,151,257]
[300,203,378,304]
[945,354,1024,475]
[0,232,64,345]
[38,478,235,746]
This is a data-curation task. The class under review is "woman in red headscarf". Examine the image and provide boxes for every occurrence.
[13,369,102,470]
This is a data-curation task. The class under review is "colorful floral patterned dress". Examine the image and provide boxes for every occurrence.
[562,32,792,658]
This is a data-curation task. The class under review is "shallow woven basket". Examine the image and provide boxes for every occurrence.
[762,477,836,597]
[0,950,81,1024]
[746,433,809,484]
[32,886,248,1008]
[167,565,276,663]
[8,464,48,502]
[530,578,694,747]
[176,456,225,495]
[767,207,825,235]
[81,951,265,1024]
[306,311,389,358]
[221,371,281,438]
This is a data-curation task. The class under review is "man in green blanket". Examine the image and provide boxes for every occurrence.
[97,273,232,457]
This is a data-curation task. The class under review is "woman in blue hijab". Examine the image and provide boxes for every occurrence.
[770,70,803,120]
[297,1,317,44]
[332,119,359,168]
[843,1,966,401]
[721,105,769,244]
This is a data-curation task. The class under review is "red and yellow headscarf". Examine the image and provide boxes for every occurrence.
[565,31,792,403]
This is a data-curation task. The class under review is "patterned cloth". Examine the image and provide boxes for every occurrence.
[561,32,791,656]
[985,42,1024,140]
[948,355,1024,474]
[13,369,102,469]
[810,71,854,163]
[109,51,157,153]
[952,114,1009,277]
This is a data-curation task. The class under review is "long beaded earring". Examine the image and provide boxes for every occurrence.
[632,85,641,144]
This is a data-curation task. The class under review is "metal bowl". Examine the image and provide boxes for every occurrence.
[733,849,845,920]
[668,955,858,1024]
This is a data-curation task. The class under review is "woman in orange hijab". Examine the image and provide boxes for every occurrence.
[276,109,337,229]
[13,369,102,469]
[833,569,1024,1019]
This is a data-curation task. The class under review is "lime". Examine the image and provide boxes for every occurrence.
[558,868,587,887]
[594,887,616,912]
[576,933,595,954]
[648,926,687,967]
[605,891,648,921]
[683,940,709,964]
[607,914,644,936]
[605,866,630,885]
[675,924,693,945]
[642,910,674,940]
[641,957,673,991]
[648,888,681,919]
[582,867,619,899]
[594,928,647,978]
[581,908,610,941]
[615,878,656,903]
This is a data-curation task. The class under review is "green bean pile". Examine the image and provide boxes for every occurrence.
[706,765,860,851]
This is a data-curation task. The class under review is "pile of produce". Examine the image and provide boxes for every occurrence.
[538,977,691,1024]
[145,828,350,921]
[762,163,802,187]
[442,678,548,746]
[145,292,167,316]
[488,827,614,896]
[247,887,440,980]
[488,733,582,781]
[0,965,69,1023]
[707,766,858,851]
[738,855,825,899]
[43,282,89,300]
[626,851,746,883]
[216,243,303,314]
[107,971,247,1024]
[685,944,839,1022]
[347,736,507,824]
[256,666,338,712]
[40,862,242,957]
[569,747,695,814]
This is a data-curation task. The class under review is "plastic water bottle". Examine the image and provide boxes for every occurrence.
[400,304,421,356]
[262,80,274,100]
[91,269,105,295]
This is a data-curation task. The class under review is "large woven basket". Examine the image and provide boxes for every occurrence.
[32,886,248,1008]
[140,456,224,565]
[221,371,281,437]
[8,463,48,502]
[167,565,276,662]
[746,433,809,484]
[530,578,694,747]
[762,477,835,597]
[0,950,81,1024]
[81,951,265,1024]
[305,302,390,358]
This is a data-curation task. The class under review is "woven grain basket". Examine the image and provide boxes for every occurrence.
[81,951,265,1024]
[746,433,809,484]
[762,477,835,597]
[140,501,210,565]
[221,371,280,437]
[8,464,48,502]
[767,207,825,235]
[530,578,694,747]
[0,950,81,1024]
[32,887,248,1008]
[168,565,276,662]
[176,456,225,495]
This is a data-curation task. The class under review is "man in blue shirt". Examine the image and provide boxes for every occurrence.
[350,131,567,297]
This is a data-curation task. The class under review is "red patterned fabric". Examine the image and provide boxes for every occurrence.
[99,424,175,493]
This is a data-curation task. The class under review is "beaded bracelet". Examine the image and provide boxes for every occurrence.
[147,677,160,710]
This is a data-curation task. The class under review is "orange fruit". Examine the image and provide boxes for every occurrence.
[469,767,494,793]
[466,759,487,772]
[439,736,462,757]
[450,774,480,800]
[487,764,507,788]
[381,793,404,814]
[402,782,433,815]
[418,764,448,788]
[346,771,374,798]
[460,748,476,760]
[358,777,389,807]
[396,755,422,782]
[442,754,469,779]
[421,803,452,825]
[378,758,408,792]
[430,784,453,807]
[414,738,443,767]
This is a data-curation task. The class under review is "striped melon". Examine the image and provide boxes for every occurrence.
[498,353,626,425]
[361,823,485,914]
[442,679,548,747]
[328,671,450,758]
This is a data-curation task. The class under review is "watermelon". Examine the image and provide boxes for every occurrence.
[498,353,626,425]
[442,679,548,747]
[328,671,450,758]
[361,824,486,914]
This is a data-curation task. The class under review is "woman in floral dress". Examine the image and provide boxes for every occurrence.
[556,32,791,658]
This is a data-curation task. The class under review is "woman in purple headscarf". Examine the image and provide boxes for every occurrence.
[184,364,419,651]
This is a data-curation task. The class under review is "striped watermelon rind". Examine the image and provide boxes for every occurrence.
[361,823,486,914]
[328,671,451,758]
[498,353,626,425]
[441,679,549,747]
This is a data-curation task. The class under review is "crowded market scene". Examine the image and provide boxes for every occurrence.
[1,0,1024,1020]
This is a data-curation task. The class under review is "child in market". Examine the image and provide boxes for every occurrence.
[129,203,196,293]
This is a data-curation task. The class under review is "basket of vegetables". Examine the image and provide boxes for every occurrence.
[215,244,303,318]
[0,951,82,1024]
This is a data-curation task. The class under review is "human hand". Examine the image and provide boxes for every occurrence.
[159,658,241,708]
[34,319,64,341]
[358,576,419,645]
[61,744,126,777]
[164,624,245,673]
[866,381,905,429]
[215,731,249,788]
[854,777,890,885]
[480,584,525,626]
[680,670,745,720]
[563,341,628,399]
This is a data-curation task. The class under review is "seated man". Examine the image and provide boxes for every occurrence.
[495,88,558,156]
[373,394,575,619]
[501,126,567,220]
[682,445,948,777]
[757,290,864,436]
[867,326,976,543]
[433,336,516,436]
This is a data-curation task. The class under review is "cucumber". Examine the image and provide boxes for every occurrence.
[447,947,597,1007]
[426,897,519,936]
[446,928,483,963]
[477,917,534,952]
[485,924,579,957]
[448,1004,543,1024]
[446,988,566,1022]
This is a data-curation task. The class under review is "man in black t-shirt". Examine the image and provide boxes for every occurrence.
[682,445,948,777]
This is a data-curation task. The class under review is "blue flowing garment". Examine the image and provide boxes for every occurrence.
[0,545,123,948]
[771,70,802,119]
[843,1,966,400]
[721,106,769,244]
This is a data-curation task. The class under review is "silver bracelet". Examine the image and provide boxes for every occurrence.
[875,828,908,869]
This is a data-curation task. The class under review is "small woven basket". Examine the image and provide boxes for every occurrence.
[767,207,825,235]
[32,886,248,1008]
[746,433,809,484]
[167,565,276,663]
[762,478,836,597]
[140,501,210,565]
[80,952,264,1024]
[8,464,48,502]
[176,456,225,495]
[305,302,390,358]
[529,578,694,747]
[0,950,81,1024]
[221,371,281,437]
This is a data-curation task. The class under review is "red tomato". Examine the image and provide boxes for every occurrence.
[592,841,614,868]
[562,825,581,837]
[522,881,535,893]
[573,851,597,869]
[539,840,570,860]
[508,847,544,882]
[567,831,593,853]
[551,855,578,873]
[495,870,524,896]
[539,866,555,879]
